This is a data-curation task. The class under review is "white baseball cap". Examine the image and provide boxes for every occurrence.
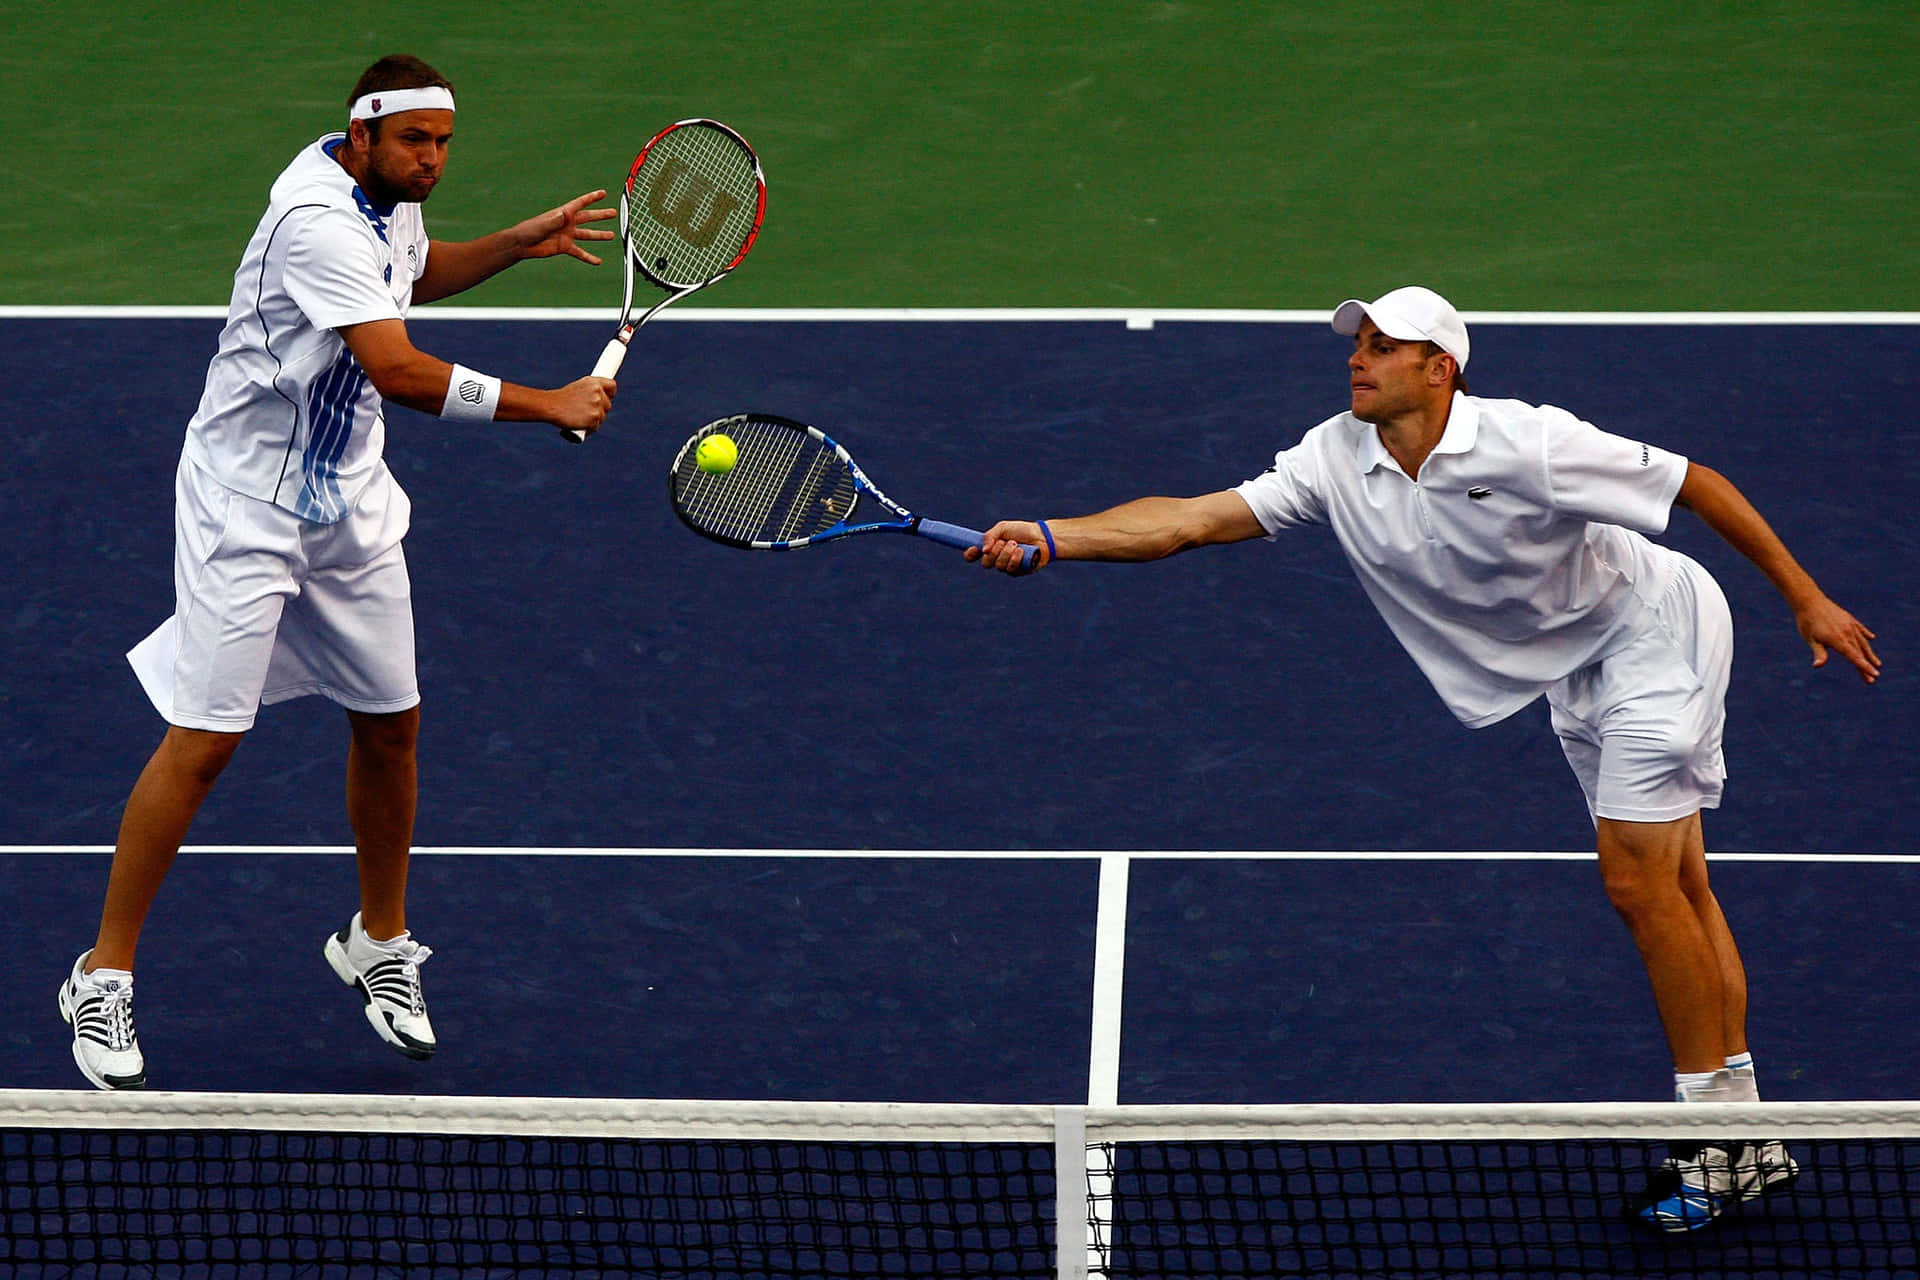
[1331,286,1469,370]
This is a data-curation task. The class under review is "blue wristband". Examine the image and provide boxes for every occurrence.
[1036,519,1058,563]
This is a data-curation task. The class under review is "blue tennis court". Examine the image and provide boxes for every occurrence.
[0,313,1913,1105]
[2,315,1918,1279]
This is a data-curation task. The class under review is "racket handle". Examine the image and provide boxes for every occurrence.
[591,335,630,381]
[918,519,1040,571]
[564,337,632,442]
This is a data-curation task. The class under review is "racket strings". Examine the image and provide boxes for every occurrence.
[627,124,761,286]
[673,422,854,546]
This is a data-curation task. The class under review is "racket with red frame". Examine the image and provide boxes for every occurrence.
[567,119,765,441]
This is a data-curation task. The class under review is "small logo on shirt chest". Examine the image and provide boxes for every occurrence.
[1467,485,1494,500]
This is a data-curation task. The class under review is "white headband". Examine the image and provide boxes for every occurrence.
[348,86,455,122]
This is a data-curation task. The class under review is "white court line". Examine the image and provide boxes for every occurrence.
[3,846,1917,861]
[3,306,1919,325]
[11,843,1909,1113]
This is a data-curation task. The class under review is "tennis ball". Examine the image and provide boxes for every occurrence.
[695,433,739,475]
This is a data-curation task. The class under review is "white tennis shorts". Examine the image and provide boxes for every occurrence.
[1546,555,1733,824]
[127,455,420,732]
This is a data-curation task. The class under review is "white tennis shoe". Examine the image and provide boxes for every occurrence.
[324,912,437,1060]
[1734,1140,1801,1201]
[58,951,147,1090]
[1634,1140,1800,1232]
[1634,1144,1738,1232]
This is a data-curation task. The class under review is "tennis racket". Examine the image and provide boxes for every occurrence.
[669,413,1040,570]
[567,119,766,441]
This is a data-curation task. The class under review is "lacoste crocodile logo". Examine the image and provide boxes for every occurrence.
[1468,486,1494,500]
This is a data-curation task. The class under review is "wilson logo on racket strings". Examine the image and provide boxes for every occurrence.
[644,156,739,249]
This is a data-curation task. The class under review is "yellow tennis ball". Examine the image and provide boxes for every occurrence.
[695,433,738,475]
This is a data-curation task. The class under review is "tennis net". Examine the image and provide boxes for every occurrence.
[4,1090,1917,1278]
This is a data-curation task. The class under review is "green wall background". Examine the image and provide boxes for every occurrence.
[5,0,1915,310]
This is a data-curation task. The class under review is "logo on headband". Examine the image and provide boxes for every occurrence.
[371,98,381,113]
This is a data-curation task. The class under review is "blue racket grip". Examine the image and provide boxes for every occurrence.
[918,519,1040,571]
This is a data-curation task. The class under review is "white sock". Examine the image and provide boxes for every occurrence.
[364,932,418,958]
[1675,1068,1736,1102]
[351,914,416,956]
[1724,1052,1760,1101]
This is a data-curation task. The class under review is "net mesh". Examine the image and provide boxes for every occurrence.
[7,1131,1051,1277]
[5,1092,1918,1280]
[1090,1133,1920,1279]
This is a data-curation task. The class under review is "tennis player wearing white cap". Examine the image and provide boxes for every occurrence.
[969,285,1881,1231]
[59,54,619,1092]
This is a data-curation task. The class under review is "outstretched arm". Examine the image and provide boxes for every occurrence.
[1674,461,1881,683]
[339,318,614,436]
[412,191,617,305]
[967,490,1267,575]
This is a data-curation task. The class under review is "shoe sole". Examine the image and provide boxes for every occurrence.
[325,931,436,1061]
[57,979,146,1091]
[1639,1172,1795,1233]
[1636,1194,1728,1234]
[1634,1150,1799,1233]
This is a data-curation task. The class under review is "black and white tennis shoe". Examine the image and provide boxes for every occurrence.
[324,912,437,1060]
[58,950,146,1090]
[1735,1140,1801,1201]
[1632,1140,1801,1232]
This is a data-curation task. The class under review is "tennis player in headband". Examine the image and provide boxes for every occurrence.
[59,55,617,1090]
[969,286,1880,1232]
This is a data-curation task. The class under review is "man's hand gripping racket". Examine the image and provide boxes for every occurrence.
[567,119,766,442]
[668,413,1043,570]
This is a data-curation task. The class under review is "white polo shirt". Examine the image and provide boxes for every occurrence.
[1234,394,1690,727]
[182,133,429,524]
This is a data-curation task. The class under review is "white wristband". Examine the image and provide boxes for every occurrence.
[440,364,501,422]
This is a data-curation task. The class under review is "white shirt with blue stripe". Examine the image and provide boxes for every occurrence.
[183,133,428,524]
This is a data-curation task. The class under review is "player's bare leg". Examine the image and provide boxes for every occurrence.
[1672,818,1749,1058]
[329,705,435,1059]
[1595,813,1733,1073]
[1611,812,1789,1231]
[345,706,419,938]
[90,727,245,972]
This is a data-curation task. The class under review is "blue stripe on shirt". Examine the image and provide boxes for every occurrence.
[298,348,369,522]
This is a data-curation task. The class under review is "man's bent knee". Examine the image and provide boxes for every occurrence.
[1595,815,1698,921]
[347,706,420,758]
[155,726,245,786]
